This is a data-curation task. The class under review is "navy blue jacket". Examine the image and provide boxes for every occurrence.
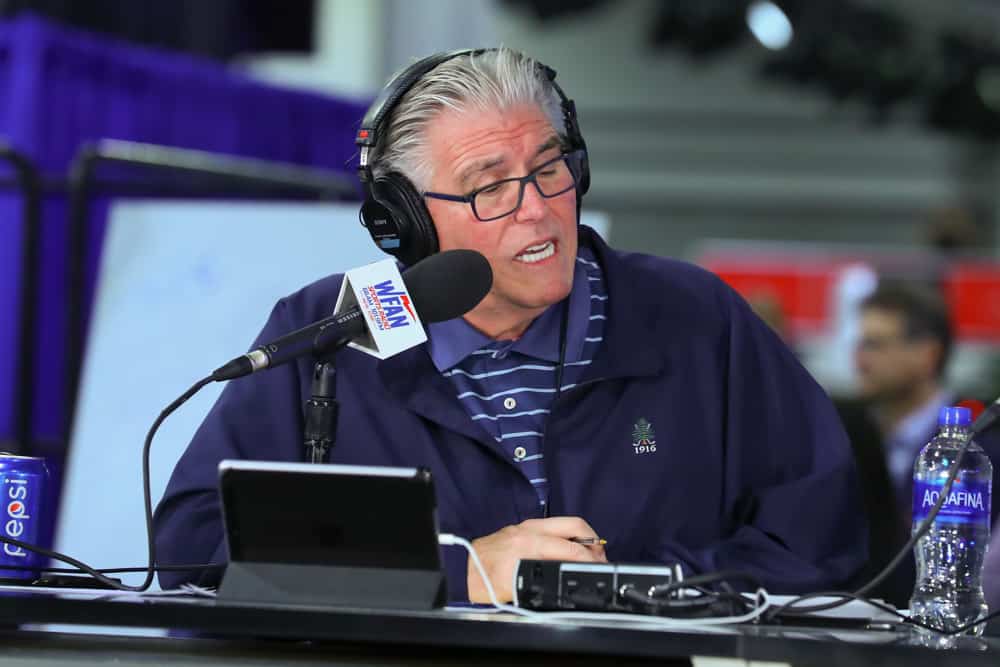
[154,227,867,600]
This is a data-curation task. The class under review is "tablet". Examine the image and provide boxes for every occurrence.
[218,461,442,572]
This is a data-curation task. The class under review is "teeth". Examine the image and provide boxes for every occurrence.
[515,241,555,263]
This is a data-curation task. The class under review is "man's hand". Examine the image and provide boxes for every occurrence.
[467,516,607,603]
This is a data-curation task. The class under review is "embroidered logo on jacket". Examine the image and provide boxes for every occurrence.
[632,418,657,454]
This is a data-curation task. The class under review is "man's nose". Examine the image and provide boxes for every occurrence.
[513,180,547,222]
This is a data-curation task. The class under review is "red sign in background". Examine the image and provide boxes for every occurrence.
[944,264,1000,342]
[700,254,1000,343]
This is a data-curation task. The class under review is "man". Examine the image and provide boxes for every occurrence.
[854,283,955,515]
[837,282,955,606]
[154,48,866,603]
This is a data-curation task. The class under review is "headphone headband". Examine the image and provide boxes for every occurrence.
[356,49,488,154]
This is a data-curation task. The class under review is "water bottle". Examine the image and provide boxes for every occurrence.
[909,406,992,636]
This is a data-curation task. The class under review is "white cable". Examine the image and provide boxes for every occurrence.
[437,533,545,618]
[437,533,774,628]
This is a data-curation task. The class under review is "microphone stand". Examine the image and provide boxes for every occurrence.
[303,352,339,463]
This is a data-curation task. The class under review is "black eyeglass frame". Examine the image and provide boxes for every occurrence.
[422,149,585,222]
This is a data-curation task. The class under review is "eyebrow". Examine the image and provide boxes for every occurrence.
[458,156,505,191]
[534,135,563,157]
[456,135,564,190]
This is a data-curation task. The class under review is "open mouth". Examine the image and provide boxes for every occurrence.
[514,240,556,264]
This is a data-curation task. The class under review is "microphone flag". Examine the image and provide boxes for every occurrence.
[334,259,428,359]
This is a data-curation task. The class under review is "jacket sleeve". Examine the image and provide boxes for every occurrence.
[153,300,305,589]
[653,284,869,593]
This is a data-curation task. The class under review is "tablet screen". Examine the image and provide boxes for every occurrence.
[219,461,441,571]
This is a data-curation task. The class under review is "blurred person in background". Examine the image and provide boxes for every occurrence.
[855,283,955,509]
[837,281,1000,607]
[836,281,954,606]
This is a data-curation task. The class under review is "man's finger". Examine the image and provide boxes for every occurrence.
[519,516,600,540]
[534,534,603,562]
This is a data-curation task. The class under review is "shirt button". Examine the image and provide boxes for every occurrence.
[503,397,517,410]
[514,446,527,461]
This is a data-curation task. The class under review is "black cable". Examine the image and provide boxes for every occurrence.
[619,572,760,617]
[770,590,1000,636]
[689,582,757,614]
[621,587,718,610]
[854,430,964,601]
[0,562,223,575]
[133,375,215,590]
[540,298,569,520]
[620,585,756,617]
[0,536,136,589]
[552,296,569,403]
[647,570,762,615]
[771,591,905,622]
[649,570,763,598]
[0,376,214,592]
[773,426,974,619]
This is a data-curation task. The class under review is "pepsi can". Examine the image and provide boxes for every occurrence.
[0,454,48,580]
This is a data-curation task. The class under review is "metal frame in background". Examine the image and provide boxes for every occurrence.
[0,143,42,456]
[63,139,358,442]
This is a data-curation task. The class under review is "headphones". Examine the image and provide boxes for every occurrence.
[355,48,590,266]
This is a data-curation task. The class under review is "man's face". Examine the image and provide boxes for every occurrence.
[854,308,935,401]
[422,103,578,328]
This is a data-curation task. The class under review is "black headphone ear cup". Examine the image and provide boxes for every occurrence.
[369,173,439,266]
[360,197,408,261]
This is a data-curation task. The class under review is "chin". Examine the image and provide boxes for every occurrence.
[535,281,574,308]
[860,387,892,403]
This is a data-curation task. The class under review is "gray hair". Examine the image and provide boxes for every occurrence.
[371,48,568,192]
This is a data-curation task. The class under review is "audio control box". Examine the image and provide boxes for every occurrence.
[513,559,684,612]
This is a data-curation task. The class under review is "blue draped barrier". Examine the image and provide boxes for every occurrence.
[0,13,367,451]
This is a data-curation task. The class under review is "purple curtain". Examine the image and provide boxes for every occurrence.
[0,191,24,449]
[0,13,367,449]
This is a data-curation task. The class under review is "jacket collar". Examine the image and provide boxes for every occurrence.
[575,226,667,384]
[377,344,498,446]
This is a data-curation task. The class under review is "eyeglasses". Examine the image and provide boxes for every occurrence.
[423,149,584,222]
[856,334,918,352]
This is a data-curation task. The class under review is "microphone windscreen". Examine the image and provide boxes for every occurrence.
[402,249,493,323]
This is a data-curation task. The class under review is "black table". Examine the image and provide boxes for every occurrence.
[0,588,998,666]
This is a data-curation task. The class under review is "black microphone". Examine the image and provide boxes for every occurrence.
[212,249,492,381]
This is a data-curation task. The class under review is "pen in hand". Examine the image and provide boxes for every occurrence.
[569,537,607,546]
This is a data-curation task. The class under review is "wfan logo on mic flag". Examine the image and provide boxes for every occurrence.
[335,259,427,360]
[362,279,417,330]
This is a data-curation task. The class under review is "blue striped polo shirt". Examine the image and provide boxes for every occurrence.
[426,245,607,508]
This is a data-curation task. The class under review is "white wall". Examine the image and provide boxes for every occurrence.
[55,202,386,587]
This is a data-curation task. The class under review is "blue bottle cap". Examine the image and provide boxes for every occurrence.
[938,406,972,427]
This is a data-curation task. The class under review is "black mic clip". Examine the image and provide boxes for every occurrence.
[303,355,339,463]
